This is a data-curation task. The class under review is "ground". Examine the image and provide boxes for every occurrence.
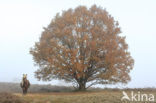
[14,90,156,103]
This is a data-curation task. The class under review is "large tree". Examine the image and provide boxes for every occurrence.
[30,5,134,90]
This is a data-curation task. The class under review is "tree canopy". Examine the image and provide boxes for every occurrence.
[30,5,134,90]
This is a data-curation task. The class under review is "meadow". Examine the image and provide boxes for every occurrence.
[1,82,156,103]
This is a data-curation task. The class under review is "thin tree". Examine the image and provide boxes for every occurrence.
[30,5,134,90]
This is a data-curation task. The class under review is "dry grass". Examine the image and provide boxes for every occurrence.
[0,92,24,103]
[1,82,156,103]
[14,90,156,103]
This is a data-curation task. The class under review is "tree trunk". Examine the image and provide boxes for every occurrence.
[78,82,86,91]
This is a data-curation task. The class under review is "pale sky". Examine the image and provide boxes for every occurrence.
[0,0,156,88]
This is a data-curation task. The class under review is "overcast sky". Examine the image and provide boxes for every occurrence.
[0,0,156,88]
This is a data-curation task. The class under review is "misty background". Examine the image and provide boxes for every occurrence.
[0,0,156,88]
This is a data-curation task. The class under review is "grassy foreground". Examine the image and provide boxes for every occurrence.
[13,90,156,103]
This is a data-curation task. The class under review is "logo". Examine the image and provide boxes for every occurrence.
[121,91,130,101]
[121,91,155,102]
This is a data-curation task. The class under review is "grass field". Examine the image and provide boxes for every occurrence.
[1,83,156,103]
[12,90,156,103]
[15,91,121,103]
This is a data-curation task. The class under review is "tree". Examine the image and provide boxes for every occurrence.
[30,5,134,90]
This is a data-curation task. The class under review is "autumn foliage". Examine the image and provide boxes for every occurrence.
[30,5,134,90]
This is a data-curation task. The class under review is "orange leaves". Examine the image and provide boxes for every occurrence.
[90,41,96,50]
[47,58,53,63]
